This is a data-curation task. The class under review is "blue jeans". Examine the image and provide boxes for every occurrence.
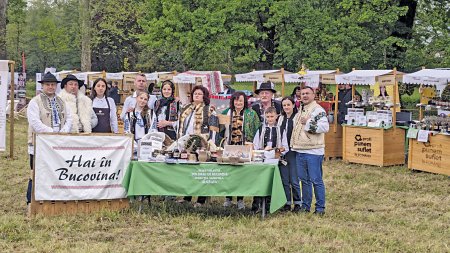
[279,151,302,205]
[296,152,326,212]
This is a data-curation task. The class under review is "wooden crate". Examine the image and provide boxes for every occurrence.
[123,74,137,91]
[324,124,343,159]
[343,125,405,166]
[117,105,124,134]
[87,73,104,88]
[408,134,450,176]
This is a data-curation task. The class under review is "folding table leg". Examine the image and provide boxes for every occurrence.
[261,197,266,220]
[138,196,143,213]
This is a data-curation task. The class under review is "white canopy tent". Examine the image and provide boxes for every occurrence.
[235,70,281,83]
[284,70,338,88]
[235,69,293,96]
[144,72,173,82]
[402,68,450,96]
[335,69,403,126]
[335,70,402,85]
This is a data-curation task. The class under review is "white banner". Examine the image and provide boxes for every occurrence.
[34,134,133,201]
[0,60,10,151]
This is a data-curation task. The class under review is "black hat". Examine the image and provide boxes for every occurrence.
[255,81,276,94]
[61,74,84,89]
[38,72,60,83]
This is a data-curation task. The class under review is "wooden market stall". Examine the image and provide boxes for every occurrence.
[403,68,450,176]
[336,69,406,167]
[173,70,225,105]
[285,70,343,159]
[234,69,293,97]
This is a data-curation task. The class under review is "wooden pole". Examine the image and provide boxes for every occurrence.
[351,68,355,108]
[173,70,179,97]
[419,84,423,120]
[333,68,340,133]
[393,68,397,128]
[8,61,15,159]
[281,68,286,97]
[252,69,256,93]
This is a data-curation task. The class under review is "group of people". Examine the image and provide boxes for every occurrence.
[27,72,329,215]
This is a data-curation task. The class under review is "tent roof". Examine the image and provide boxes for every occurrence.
[235,69,292,82]
[403,68,450,85]
[403,68,450,96]
[335,70,401,85]
[285,70,338,87]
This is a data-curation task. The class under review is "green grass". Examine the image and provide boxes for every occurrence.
[1,118,449,252]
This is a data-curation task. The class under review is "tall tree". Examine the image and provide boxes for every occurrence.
[79,0,91,71]
[404,0,450,70]
[138,0,263,73]
[0,0,7,59]
[6,0,26,70]
[90,0,142,72]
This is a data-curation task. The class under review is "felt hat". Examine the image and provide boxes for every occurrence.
[38,72,60,83]
[61,74,84,89]
[255,81,276,94]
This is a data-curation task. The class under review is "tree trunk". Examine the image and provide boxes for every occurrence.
[80,0,91,71]
[390,0,417,68]
[0,0,8,59]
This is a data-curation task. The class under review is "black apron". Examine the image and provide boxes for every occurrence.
[92,98,112,133]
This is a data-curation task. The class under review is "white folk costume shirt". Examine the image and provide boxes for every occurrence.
[27,96,73,155]
[120,91,157,120]
[253,125,288,159]
[92,96,119,133]
[150,106,178,130]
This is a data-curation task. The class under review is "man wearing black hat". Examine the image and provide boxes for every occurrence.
[26,72,73,205]
[58,74,97,133]
[251,81,282,123]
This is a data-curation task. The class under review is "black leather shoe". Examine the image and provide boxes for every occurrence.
[313,210,325,216]
[293,206,310,213]
[291,204,302,212]
[280,205,291,212]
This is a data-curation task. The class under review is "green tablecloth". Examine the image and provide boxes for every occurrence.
[122,161,287,213]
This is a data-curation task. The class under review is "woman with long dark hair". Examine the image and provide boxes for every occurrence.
[91,78,118,133]
[221,91,260,209]
[151,80,180,140]
[291,86,302,109]
[277,96,302,212]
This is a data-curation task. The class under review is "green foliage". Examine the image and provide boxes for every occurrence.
[268,0,409,72]
[6,0,26,71]
[404,0,450,71]
[4,0,449,75]
[138,0,263,73]
[90,0,143,72]
[18,0,81,73]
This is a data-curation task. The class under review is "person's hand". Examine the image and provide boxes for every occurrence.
[127,107,134,113]
[264,146,272,151]
[157,120,170,128]
[300,116,310,125]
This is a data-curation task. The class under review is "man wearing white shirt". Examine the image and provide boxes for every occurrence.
[291,86,330,215]
[26,72,73,205]
[120,74,157,120]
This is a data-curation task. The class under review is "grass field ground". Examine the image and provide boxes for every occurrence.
[1,118,448,252]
